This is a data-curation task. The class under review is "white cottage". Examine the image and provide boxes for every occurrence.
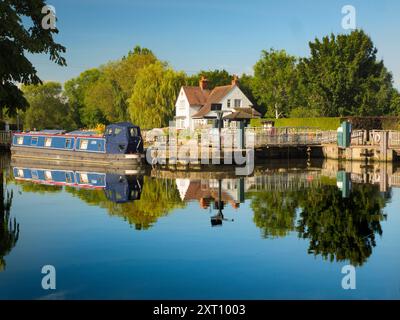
[174,76,260,130]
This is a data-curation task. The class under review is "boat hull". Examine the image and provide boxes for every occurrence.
[11,146,144,169]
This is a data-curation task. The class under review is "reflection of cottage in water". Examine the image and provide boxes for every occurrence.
[176,178,245,209]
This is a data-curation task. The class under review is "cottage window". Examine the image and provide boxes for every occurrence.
[80,139,89,150]
[234,99,241,108]
[31,137,38,146]
[227,99,231,108]
[44,137,52,147]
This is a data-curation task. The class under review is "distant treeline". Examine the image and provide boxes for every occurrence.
[3,30,400,131]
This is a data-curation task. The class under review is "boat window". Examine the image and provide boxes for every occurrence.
[65,139,72,148]
[31,137,38,146]
[66,172,74,183]
[17,136,24,145]
[31,170,39,180]
[115,128,122,135]
[45,137,52,147]
[130,128,138,137]
[106,128,113,135]
[80,139,89,150]
[45,171,52,181]
[79,173,89,184]
[17,169,24,178]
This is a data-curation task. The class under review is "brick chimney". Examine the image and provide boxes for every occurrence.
[199,76,208,90]
[231,75,239,86]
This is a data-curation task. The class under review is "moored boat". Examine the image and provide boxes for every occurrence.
[11,122,145,168]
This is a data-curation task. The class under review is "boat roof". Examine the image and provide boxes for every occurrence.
[65,130,100,136]
[29,130,66,135]
[107,122,140,129]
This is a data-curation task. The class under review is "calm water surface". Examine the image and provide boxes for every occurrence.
[0,152,400,299]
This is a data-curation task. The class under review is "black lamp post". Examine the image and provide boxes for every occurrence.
[210,103,226,153]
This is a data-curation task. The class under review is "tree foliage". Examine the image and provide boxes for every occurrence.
[64,68,101,128]
[0,0,66,117]
[298,30,395,117]
[22,82,76,131]
[252,49,301,118]
[65,46,157,128]
[128,61,186,129]
[186,69,233,90]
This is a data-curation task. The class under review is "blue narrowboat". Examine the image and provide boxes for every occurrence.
[13,166,143,203]
[11,122,144,167]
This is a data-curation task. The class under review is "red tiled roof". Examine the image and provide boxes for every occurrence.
[182,86,210,106]
[192,84,235,118]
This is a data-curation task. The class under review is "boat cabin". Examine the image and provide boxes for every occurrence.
[12,122,143,155]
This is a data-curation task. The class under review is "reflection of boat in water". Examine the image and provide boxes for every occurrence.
[12,166,143,204]
[11,122,144,168]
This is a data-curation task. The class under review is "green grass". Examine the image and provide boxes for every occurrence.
[250,117,341,130]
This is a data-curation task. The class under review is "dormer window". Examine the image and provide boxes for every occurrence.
[234,99,241,108]
[227,99,231,108]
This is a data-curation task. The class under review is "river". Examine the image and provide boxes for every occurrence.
[0,152,399,299]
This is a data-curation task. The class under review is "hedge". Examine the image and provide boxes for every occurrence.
[250,116,400,131]
[250,117,341,130]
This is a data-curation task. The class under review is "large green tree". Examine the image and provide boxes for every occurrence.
[186,69,233,89]
[252,49,301,118]
[128,61,186,129]
[23,82,76,131]
[0,0,66,117]
[298,30,395,117]
[80,46,157,127]
[64,68,101,128]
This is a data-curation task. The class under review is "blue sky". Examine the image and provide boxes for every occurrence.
[30,0,400,88]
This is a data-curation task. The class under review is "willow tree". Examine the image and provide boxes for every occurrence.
[80,46,157,126]
[128,61,186,129]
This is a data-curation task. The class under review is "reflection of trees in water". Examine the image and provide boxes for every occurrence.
[0,170,19,271]
[14,181,62,194]
[251,191,298,238]
[250,184,388,266]
[66,177,185,230]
